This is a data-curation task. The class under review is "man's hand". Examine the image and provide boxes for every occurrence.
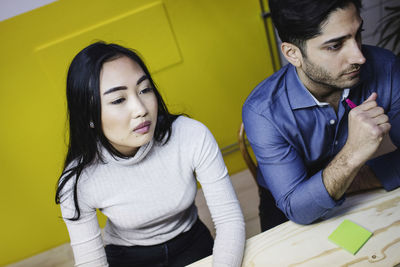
[323,93,391,200]
[345,92,391,167]
[372,133,397,158]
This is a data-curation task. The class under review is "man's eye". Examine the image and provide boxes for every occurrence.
[327,43,342,51]
[111,98,125,105]
[139,88,153,95]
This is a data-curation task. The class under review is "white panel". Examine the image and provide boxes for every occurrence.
[361,5,383,37]
[362,0,382,9]
[0,0,58,22]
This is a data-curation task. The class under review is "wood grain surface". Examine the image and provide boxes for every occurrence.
[189,188,400,267]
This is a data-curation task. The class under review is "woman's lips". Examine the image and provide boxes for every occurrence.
[133,121,151,134]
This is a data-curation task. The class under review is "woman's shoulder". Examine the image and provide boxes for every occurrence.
[59,159,97,195]
[170,116,218,151]
[173,116,209,134]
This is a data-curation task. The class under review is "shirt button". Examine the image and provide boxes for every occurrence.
[330,119,336,125]
[334,141,339,145]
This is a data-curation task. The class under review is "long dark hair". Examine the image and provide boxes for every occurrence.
[55,41,179,220]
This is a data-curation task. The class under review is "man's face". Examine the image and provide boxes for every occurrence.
[299,3,366,90]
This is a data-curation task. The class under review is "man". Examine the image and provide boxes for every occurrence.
[242,0,400,231]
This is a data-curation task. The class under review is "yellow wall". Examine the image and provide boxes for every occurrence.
[0,0,278,264]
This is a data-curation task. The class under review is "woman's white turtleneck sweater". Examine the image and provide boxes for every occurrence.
[59,116,245,266]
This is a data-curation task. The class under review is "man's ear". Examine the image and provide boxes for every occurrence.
[281,42,303,67]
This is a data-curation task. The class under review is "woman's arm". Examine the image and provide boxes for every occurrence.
[191,120,245,267]
[59,185,108,266]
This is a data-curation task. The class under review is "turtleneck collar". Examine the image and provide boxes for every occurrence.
[101,139,154,166]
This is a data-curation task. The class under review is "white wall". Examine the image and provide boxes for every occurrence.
[0,0,57,22]
[361,0,399,48]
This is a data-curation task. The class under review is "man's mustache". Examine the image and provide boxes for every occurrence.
[342,64,361,75]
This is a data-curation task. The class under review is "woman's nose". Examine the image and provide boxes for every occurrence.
[130,97,147,118]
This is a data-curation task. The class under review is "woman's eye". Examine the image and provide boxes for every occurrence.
[111,98,125,105]
[139,87,153,95]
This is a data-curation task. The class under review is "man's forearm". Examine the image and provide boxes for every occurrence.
[346,135,396,194]
[322,146,364,200]
[346,165,382,194]
[323,93,391,200]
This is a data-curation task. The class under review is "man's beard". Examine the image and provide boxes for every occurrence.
[303,57,361,90]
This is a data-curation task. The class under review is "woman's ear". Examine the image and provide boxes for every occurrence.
[281,42,303,67]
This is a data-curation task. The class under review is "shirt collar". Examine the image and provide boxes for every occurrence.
[308,88,350,106]
[286,64,350,109]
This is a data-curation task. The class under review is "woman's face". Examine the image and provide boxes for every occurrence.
[99,56,158,156]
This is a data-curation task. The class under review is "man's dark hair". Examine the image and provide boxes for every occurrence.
[268,0,362,53]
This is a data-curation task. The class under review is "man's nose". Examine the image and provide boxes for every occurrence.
[347,41,366,65]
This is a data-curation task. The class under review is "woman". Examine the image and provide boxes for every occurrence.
[55,41,245,267]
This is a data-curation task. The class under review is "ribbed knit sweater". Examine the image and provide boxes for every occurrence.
[60,116,245,266]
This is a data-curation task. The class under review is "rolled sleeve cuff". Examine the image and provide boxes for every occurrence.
[366,150,400,191]
[309,170,345,209]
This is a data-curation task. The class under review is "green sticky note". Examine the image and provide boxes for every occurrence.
[328,219,372,254]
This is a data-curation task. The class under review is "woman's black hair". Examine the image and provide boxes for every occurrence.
[268,0,362,54]
[55,41,179,220]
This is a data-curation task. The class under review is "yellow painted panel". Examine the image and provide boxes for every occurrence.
[35,1,182,86]
[0,0,276,264]
[156,0,276,145]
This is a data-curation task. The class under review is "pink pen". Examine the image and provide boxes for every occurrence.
[345,99,357,109]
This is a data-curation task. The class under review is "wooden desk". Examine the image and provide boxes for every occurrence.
[188,188,400,267]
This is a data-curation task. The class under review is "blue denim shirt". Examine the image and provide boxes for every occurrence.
[242,45,400,224]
